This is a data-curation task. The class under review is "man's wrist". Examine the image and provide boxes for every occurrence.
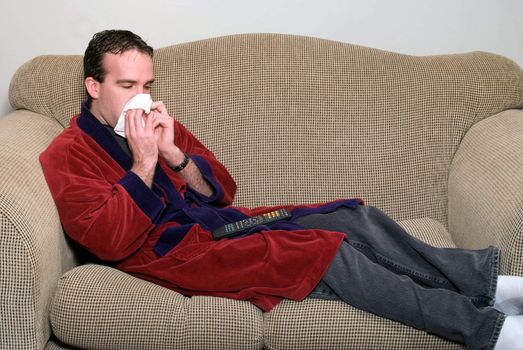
[171,153,190,172]
[130,164,155,188]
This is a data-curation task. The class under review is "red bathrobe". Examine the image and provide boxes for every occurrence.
[40,103,361,311]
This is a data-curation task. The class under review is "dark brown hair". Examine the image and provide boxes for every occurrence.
[83,30,153,104]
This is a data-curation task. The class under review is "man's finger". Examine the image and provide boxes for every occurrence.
[151,101,168,115]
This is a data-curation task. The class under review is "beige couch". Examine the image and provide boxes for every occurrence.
[2,33,523,350]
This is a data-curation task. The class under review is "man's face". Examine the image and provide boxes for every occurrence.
[87,49,154,127]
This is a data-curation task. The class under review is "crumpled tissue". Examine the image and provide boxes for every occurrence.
[113,93,153,138]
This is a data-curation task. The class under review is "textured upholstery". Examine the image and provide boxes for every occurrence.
[50,218,458,350]
[0,111,78,350]
[10,34,523,223]
[45,340,80,350]
[51,265,263,350]
[449,109,523,276]
[150,35,523,226]
[3,33,523,349]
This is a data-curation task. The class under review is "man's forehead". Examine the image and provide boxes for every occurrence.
[103,50,151,66]
[102,50,153,78]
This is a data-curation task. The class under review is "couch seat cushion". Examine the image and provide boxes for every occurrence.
[51,217,459,349]
[51,264,263,350]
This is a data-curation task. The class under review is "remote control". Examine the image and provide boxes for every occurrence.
[212,208,292,240]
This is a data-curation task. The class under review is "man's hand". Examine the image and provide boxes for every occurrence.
[125,108,158,187]
[151,101,214,197]
[150,101,185,166]
[127,101,214,197]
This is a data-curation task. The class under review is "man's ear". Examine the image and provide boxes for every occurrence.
[85,77,100,100]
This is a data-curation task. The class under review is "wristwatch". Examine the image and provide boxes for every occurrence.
[172,154,190,172]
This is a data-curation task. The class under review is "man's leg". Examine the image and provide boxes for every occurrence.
[296,205,498,306]
[319,240,504,350]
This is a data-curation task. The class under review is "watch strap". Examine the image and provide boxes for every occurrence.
[172,154,190,172]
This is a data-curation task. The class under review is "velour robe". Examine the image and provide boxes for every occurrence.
[40,103,362,311]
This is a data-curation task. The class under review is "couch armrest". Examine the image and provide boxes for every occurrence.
[0,110,80,349]
[448,109,523,275]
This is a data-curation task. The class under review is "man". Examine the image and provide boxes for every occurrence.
[40,30,522,349]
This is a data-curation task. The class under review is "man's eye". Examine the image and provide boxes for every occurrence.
[123,85,133,89]
[145,85,152,91]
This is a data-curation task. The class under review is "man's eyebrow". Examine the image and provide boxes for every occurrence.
[116,79,155,85]
[116,79,136,84]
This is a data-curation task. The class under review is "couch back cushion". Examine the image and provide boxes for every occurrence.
[9,33,523,223]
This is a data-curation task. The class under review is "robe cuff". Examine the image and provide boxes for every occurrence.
[118,171,165,222]
[188,155,224,204]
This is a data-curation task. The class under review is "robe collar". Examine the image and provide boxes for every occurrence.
[76,102,183,206]
[77,102,132,171]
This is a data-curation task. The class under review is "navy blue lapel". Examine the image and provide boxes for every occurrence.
[77,102,132,170]
[76,102,184,209]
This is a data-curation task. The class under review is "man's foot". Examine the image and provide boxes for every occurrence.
[494,315,523,349]
[494,276,523,315]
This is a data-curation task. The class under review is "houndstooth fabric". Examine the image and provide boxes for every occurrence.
[49,218,463,350]
[45,339,79,350]
[264,218,462,350]
[449,109,523,276]
[150,34,523,225]
[397,217,457,248]
[51,264,264,350]
[9,55,85,125]
[0,111,78,350]
[9,34,523,225]
[264,299,464,350]
[4,33,523,349]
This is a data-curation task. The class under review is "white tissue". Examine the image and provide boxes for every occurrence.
[114,94,153,138]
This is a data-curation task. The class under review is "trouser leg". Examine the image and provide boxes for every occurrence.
[295,205,505,348]
[318,241,504,350]
[296,205,499,306]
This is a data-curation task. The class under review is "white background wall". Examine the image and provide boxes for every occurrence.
[1,0,522,117]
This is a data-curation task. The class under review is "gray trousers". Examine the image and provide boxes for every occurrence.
[295,206,504,350]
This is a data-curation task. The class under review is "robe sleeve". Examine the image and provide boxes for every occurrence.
[40,134,164,262]
[173,119,237,206]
